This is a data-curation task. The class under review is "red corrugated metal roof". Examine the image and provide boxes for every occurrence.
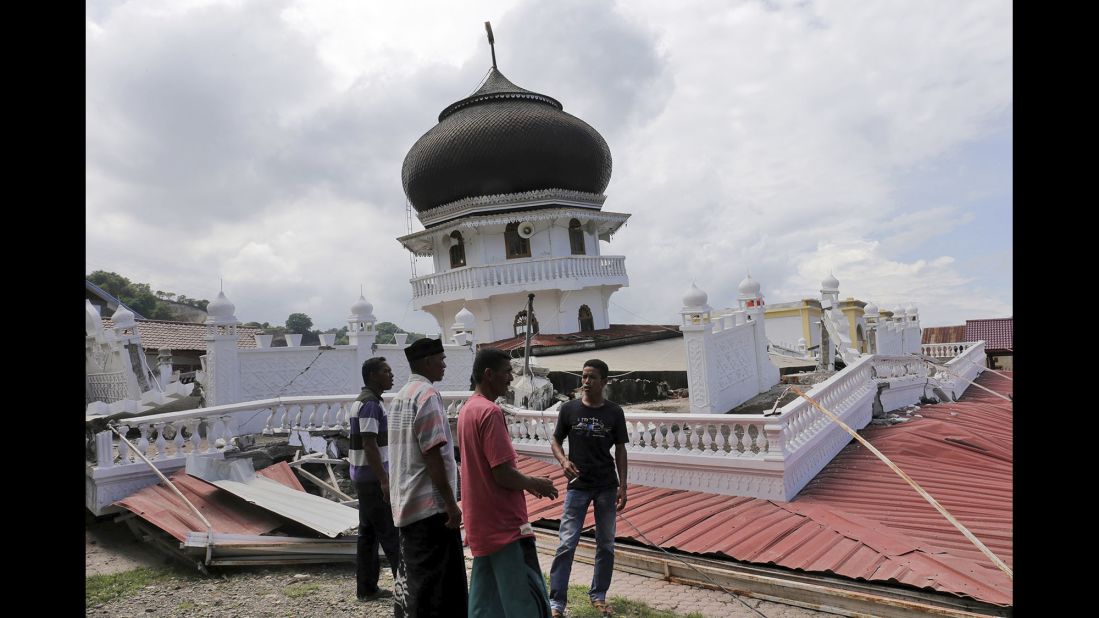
[921,325,966,344]
[102,318,261,352]
[518,371,1013,606]
[115,462,306,542]
[965,318,1013,351]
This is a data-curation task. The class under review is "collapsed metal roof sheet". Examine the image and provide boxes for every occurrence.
[114,462,302,542]
[186,456,359,538]
[515,371,1013,607]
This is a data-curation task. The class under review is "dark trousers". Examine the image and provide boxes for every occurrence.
[356,481,400,597]
[394,512,469,617]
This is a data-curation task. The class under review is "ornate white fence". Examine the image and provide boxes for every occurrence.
[89,342,992,513]
[410,255,627,299]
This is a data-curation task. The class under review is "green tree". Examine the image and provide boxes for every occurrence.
[374,321,426,344]
[285,313,314,334]
[88,271,160,317]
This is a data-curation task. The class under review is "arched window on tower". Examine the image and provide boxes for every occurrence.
[449,231,466,268]
[578,304,594,332]
[513,309,539,338]
[505,222,531,259]
[569,218,586,255]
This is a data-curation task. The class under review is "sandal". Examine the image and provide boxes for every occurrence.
[590,599,614,616]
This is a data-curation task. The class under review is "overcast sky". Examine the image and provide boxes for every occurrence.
[87,0,1012,333]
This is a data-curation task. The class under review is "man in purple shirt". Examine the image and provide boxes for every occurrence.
[349,357,400,601]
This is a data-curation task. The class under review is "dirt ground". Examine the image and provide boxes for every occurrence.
[86,513,177,576]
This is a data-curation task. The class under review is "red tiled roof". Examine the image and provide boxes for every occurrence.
[481,324,680,354]
[517,371,1013,606]
[965,318,1012,351]
[921,325,966,344]
[102,318,260,352]
[115,462,306,542]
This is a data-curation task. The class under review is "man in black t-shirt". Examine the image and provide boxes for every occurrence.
[548,359,628,617]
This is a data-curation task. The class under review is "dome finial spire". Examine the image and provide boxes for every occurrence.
[484,21,497,69]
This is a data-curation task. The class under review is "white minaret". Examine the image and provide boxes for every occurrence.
[203,289,241,406]
[397,33,629,344]
[348,294,378,370]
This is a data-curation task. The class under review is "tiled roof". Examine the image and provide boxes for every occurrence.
[516,371,1013,606]
[480,324,680,354]
[965,318,1012,351]
[921,325,966,344]
[102,318,260,352]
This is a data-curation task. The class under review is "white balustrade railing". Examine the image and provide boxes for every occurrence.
[410,255,627,299]
[775,354,877,457]
[90,391,472,470]
[921,341,978,359]
[505,409,775,460]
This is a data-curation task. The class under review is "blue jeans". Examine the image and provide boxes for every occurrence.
[548,487,618,611]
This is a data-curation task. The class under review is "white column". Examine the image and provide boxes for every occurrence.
[204,332,240,406]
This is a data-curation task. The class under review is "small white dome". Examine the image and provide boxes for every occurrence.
[906,303,918,315]
[111,304,136,329]
[454,306,476,331]
[821,273,840,292]
[892,305,905,317]
[683,283,709,308]
[864,301,879,316]
[737,274,760,297]
[350,295,374,319]
[207,291,236,319]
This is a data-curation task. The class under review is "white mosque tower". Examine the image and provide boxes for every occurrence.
[396,26,630,344]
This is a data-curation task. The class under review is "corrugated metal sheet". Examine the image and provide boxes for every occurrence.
[183,458,360,539]
[921,325,967,345]
[115,462,304,542]
[518,371,1013,607]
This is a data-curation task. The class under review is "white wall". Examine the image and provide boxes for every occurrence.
[683,310,780,414]
[764,315,807,350]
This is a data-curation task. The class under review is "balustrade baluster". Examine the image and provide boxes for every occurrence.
[319,403,331,430]
[204,417,219,453]
[305,404,317,430]
[701,424,714,454]
[117,424,131,463]
[730,424,743,456]
[168,421,184,457]
[747,425,760,454]
[154,422,167,460]
[262,407,276,435]
[221,415,236,446]
[134,424,150,460]
[658,423,670,450]
[184,419,200,452]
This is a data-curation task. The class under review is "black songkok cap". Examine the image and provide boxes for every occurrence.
[404,337,444,362]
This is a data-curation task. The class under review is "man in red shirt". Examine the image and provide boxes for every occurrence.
[458,348,559,617]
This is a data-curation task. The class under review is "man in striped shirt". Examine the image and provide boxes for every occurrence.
[388,337,467,616]
[349,357,400,601]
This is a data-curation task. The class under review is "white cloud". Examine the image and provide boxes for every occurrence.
[86,0,1012,333]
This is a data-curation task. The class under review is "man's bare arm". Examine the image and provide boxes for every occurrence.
[551,438,580,480]
[615,442,628,511]
[491,464,558,499]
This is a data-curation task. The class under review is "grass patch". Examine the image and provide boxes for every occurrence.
[176,601,196,611]
[85,567,174,608]
[558,583,704,618]
[282,582,321,599]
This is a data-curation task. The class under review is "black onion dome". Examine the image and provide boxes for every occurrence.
[402,68,612,213]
